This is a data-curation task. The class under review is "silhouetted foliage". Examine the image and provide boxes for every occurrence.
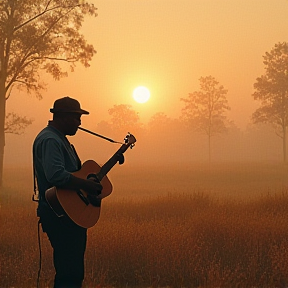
[148,112,174,132]
[4,112,34,134]
[108,104,142,137]
[252,42,288,162]
[0,0,97,186]
[181,76,231,161]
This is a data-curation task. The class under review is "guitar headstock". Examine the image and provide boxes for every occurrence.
[124,133,136,149]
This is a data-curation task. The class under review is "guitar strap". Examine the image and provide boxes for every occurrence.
[71,144,82,170]
[32,163,39,202]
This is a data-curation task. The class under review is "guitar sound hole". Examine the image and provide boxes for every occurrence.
[87,173,99,182]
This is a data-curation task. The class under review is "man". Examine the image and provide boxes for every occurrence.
[33,96,103,288]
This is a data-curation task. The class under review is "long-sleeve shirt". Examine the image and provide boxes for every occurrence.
[33,125,81,206]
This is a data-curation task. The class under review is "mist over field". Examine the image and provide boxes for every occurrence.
[3,116,284,170]
[2,162,288,287]
[3,103,288,287]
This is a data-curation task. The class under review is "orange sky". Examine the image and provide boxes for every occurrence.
[5,0,288,165]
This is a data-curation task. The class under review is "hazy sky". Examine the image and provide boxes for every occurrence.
[5,0,288,165]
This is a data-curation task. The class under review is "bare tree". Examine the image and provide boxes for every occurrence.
[252,42,288,162]
[181,76,231,162]
[0,0,97,186]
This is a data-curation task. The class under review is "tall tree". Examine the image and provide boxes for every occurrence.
[0,0,97,186]
[181,76,230,162]
[252,42,288,162]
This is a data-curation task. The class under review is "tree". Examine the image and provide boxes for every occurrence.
[5,112,34,134]
[252,42,288,162]
[181,76,231,162]
[108,104,142,138]
[0,0,97,186]
[148,112,173,131]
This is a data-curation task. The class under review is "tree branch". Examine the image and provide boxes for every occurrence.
[13,1,78,33]
[6,4,77,91]
[37,56,77,62]
[5,82,14,100]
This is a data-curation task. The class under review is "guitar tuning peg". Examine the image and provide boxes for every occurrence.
[124,132,131,144]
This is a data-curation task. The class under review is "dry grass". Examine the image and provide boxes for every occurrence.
[2,162,288,288]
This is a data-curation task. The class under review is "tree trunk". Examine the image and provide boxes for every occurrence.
[0,81,6,187]
[283,126,287,163]
[208,133,211,163]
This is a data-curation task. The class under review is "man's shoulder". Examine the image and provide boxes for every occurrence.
[34,126,63,144]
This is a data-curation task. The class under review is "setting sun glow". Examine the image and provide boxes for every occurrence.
[133,86,150,103]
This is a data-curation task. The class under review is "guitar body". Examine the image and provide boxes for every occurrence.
[45,160,113,228]
[45,132,136,229]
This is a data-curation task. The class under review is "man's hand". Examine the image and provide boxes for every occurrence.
[117,153,125,165]
[86,179,103,196]
[67,174,103,196]
[86,181,103,207]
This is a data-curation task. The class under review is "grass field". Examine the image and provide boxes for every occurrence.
[2,162,288,288]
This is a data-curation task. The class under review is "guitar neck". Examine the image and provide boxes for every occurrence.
[96,144,131,181]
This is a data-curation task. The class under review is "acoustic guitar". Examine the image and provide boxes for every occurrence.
[45,133,136,228]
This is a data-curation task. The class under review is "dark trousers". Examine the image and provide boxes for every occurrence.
[38,205,87,288]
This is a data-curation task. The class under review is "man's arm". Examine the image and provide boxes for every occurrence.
[40,138,103,196]
[62,175,103,196]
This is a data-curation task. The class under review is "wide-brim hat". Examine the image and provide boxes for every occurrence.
[50,96,89,115]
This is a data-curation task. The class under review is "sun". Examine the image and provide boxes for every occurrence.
[133,86,150,103]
